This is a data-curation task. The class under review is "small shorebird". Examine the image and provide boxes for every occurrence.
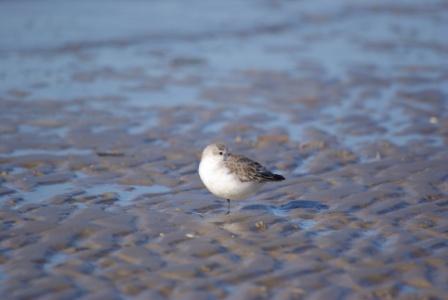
[199,143,285,214]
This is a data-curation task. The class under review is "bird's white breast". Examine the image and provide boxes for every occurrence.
[199,156,260,200]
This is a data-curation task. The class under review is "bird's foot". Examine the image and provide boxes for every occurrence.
[226,199,231,215]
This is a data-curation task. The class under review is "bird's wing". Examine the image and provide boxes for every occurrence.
[225,154,284,183]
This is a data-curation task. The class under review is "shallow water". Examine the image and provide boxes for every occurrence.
[1,0,448,299]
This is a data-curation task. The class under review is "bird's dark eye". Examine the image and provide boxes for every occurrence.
[219,151,223,155]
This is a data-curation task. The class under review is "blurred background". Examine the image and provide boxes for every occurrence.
[0,0,447,299]
[1,0,446,151]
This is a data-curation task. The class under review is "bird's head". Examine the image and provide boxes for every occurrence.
[201,143,229,161]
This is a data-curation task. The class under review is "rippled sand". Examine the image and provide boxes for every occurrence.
[1,0,448,299]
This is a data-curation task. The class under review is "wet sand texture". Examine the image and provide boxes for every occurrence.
[1,0,448,299]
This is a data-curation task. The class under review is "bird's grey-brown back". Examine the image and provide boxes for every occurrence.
[225,153,285,183]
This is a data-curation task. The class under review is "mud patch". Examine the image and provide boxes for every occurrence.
[1,0,448,299]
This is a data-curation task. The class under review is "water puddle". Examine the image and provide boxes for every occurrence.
[297,219,317,230]
[82,183,171,205]
[399,284,418,294]
[0,266,4,282]
[291,155,315,176]
[242,200,327,232]
[43,252,69,272]
[5,166,28,176]
[128,114,159,134]
[243,200,328,213]
[0,149,92,158]
[0,180,171,208]
[6,182,75,204]
[127,85,201,108]
[277,200,329,211]
[18,124,69,138]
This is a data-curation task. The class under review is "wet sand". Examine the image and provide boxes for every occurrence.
[1,0,448,299]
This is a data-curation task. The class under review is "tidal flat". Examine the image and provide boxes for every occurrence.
[1,0,448,299]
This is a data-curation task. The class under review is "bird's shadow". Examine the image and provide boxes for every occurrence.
[242,200,328,214]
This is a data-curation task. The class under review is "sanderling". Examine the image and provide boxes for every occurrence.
[199,143,285,214]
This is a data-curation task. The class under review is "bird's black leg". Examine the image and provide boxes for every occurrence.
[226,199,230,215]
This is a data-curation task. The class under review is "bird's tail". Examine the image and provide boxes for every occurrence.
[271,173,285,181]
